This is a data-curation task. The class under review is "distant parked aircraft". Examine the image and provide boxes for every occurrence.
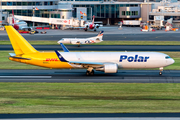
[84,15,100,31]
[57,31,104,47]
[12,10,32,31]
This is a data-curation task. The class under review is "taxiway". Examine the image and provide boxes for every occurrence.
[1,45,180,51]
[1,33,180,41]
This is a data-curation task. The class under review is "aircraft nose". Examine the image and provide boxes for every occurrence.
[168,58,175,65]
[57,40,63,44]
[171,58,175,64]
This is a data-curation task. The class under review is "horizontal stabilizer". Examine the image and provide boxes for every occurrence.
[9,56,31,60]
[9,53,16,56]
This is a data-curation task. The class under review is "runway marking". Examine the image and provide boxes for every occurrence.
[0,76,52,78]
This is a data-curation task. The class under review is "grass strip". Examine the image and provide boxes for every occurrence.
[0,83,180,113]
[1,40,180,45]
[0,51,180,69]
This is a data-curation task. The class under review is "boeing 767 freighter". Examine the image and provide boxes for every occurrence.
[6,26,174,75]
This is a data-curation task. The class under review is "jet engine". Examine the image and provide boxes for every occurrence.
[95,24,100,28]
[96,64,118,73]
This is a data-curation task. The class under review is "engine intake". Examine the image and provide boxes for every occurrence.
[96,64,118,73]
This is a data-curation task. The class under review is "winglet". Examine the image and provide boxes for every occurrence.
[60,43,69,52]
[55,50,68,62]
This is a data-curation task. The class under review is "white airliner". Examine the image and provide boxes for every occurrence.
[55,44,174,75]
[57,31,103,47]
[6,26,174,76]
[84,15,100,31]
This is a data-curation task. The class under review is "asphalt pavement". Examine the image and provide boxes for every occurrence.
[1,45,180,51]
[1,33,180,41]
[0,69,180,83]
[1,113,180,119]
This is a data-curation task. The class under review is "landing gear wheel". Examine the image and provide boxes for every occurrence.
[78,44,80,47]
[159,72,162,75]
[86,71,90,76]
[85,29,87,31]
[86,70,94,76]
[90,70,94,76]
[159,67,163,75]
[94,29,96,32]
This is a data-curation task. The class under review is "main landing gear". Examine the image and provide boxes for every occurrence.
[86,67,94,76]
[159,67,163,75]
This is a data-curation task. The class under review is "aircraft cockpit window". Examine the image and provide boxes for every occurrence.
[165,56,171,59]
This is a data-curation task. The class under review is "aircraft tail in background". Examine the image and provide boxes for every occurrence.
[12,10,15,24]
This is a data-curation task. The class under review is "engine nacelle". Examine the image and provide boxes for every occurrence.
[96,64,118,73]
[95,24,100,28]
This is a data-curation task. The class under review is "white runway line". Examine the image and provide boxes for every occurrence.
[1,118,180,120]
[0,76,52,78]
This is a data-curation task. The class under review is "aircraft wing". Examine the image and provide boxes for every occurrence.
[71,27,84,29]
[55,50,104,67]
[60,43,69,52]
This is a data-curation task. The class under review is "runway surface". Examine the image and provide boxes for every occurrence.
[1,113,180,119]
[0,69,180,83]
[2,118,180,120]
[1,45,180,51]
[1,33,180,41]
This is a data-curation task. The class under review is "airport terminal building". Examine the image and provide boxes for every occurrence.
[0,0,179,25]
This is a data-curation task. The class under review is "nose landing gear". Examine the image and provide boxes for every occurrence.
[159,67,163,75]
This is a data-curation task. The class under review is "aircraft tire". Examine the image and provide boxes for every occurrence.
[94,29,96,32]
[86,70,94,76]
[85,29,87,31]
[90,70,94,75]
[86,71,90,76]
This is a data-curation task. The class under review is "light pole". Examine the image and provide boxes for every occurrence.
[147,0,149,31]
[33,6,35,29]
[0,0,2,26]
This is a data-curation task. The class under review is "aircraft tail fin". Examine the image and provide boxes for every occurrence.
[5,26,38,55]
[96,31,104,40]
[12,10,15,24]
[88,31,104,40]
[97,31,104,37]
[92,15,95,24]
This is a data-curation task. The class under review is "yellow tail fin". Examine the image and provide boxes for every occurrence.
[5,26,38,55]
